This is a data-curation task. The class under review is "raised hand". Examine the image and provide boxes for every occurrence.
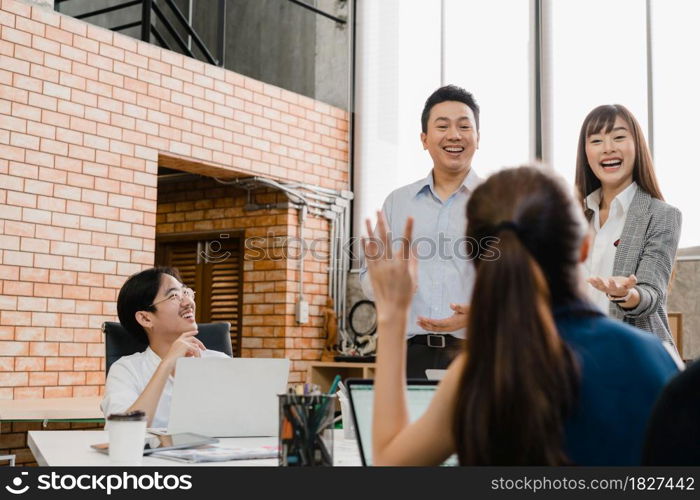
[363,212,417,320]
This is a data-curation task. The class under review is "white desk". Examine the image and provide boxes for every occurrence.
[28,429,362,467]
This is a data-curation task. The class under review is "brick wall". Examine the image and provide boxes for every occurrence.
[0,420,102,466]
[0,0,349,399]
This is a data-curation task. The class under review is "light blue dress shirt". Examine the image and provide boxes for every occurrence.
[360,168,483,339]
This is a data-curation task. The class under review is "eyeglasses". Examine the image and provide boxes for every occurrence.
[150,287,196,308]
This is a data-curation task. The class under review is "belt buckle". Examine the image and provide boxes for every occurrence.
[427,334,446,348]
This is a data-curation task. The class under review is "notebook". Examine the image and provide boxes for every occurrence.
[346,378,443,466]
[168,357,289,437]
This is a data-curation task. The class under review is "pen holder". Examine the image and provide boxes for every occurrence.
[278,393,335,466]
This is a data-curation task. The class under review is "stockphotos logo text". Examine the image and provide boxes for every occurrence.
[5,471,192,496]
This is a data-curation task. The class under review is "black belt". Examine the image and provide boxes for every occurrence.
[407,334,463,349]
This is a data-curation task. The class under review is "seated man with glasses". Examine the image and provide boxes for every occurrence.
[101,267,230,427]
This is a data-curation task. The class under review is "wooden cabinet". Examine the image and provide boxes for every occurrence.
[306,361,376,392]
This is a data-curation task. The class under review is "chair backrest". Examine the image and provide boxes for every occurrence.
[102,322,233,375]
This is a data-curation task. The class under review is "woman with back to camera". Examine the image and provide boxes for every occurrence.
[364,166,678,466]
[575,105,682,349]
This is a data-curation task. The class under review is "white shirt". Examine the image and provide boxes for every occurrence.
[101,347,230,428]
[359,168,483,339]
[584,182,638,315]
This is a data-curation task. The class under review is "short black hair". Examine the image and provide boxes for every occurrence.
[117,267,182,343]
[421,85,480,133]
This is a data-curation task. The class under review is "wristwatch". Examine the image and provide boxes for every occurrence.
[607,290,632,303]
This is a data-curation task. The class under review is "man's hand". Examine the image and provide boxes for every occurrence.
[163,330,206,366]
[416,303,470,332]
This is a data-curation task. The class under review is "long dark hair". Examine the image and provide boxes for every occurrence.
[453,166,585,465]
[575,104,664,204]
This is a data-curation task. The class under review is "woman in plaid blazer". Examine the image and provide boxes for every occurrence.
[575,105,682,348]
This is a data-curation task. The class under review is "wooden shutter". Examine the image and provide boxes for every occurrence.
[156,234,244,356]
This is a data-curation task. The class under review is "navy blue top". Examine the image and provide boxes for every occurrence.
[555,302,679,465]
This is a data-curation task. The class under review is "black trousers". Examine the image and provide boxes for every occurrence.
[406,334,464,379]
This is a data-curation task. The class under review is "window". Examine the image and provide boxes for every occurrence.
[549,0,649,185]
[444,0,533,176]
[650,0,700,249]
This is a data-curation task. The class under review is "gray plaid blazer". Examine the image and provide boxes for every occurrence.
[608,189,682,346]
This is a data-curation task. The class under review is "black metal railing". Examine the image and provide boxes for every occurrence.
[55,0,226,67]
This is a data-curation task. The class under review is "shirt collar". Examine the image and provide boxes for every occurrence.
[145,346,175,380]
[145,346,161,367]
[585,181,638,216]
[413,168,482,198]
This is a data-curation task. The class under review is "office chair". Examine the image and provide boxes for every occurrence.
[102,322,233,375]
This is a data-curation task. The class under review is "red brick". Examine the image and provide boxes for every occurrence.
[29,372,57,386]
[73,385,99,397]
[15,356,44,371]
[45,386,72,398]
[22,207,51,224]
[17,296,46,311]
[58,371,85,385]
[0,357,14,371]
[20,237,49,253]
[59,343,86,357]
[6,190,36,208]
[24,178,53,196]
[0,372,28,386]
[14,386,44,399]
[45,357,73,371]
[3,282,33,296]
[2,250,32,266]
[85,371,104,385]
[33,283,62,298]
[29,341,58,357]
[0,341,28,356]
[49,270,77,285]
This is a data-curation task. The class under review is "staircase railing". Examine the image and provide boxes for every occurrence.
[54,0,226,67]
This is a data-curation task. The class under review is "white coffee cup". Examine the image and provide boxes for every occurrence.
[107,411,147,465]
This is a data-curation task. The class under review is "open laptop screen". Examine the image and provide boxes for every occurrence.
[346,379,439,466]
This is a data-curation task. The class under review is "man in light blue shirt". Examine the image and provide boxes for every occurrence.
[360,85,482,378]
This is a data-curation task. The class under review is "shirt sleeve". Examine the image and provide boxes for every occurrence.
[617,206,682,319]
[100,360,142,420]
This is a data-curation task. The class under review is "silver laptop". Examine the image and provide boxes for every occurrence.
[425,369,447,381]
[168,357,290,437]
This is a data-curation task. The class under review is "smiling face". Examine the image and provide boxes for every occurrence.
[421,100,479,176]
[584,115,636,192]
[138,273,197,340]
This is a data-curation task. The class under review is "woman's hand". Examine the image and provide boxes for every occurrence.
[587,274,637,297]
[363,212,416,321]
[416,303,470,332]
[587,274,641,309]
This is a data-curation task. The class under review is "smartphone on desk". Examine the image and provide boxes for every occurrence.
[91,433,218,455]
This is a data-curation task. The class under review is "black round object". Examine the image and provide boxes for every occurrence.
[348,299,377,337]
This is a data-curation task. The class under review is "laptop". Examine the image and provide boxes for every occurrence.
[168,357,290,437]
[347,378,457,466]
[425,369,447,381]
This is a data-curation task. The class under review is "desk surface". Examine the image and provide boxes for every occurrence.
[0,397,103,421]
[28,429,362,467]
